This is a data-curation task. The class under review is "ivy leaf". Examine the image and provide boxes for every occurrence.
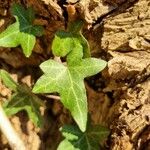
[0,4,44,57]
[3,85,44,127]
[11,3,43,36]
[57,124,110,150]
[0,19,35,57]
[0,69,44,127]
[0,69,18,91]
[68,20,90,58]
[58,139,79,150]
[33,58,107,131]
[58,129,79,150]
[52,21,90,62]
[52,31,83,58]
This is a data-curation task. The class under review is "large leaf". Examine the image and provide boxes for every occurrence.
[57,124,110,150]
[33,58,107,131]
[0,70,44,127]
[0,4,43,57]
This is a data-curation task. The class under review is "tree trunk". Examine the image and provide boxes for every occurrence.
[0,0,149,149]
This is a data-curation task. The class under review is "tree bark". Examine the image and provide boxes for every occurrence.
[0,0,149,149]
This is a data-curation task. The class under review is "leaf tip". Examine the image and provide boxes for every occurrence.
[32,87,38,93]
[80,125,86,132]
[25,54,30,58]
[32,85,41,94]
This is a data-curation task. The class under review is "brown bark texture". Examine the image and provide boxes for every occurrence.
[0,0,150,150]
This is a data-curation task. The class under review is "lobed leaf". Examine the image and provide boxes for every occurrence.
[33,58,107,132]
[52,31,81,57]
[0,4,44,57]
[52,20,90,62]
[33,19,107,132]
[11,3,43,36]
[0,69,44,127]
[58,124,110,150]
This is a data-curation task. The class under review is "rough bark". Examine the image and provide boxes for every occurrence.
[0,0,150,149]
[101,0,150,149]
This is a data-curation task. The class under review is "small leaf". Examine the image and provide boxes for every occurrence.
[52,31,82,58]
[11,3,43,36]
[3,85,44,127]
[33,58,107,131]
[0,18,35,57]
[52,25,90,61]
[0,70,17,91]
[68,20,90,58]
[57,140,79,150]
[58,124,110,150]
[0,69,44,127]
[0,4,44,57]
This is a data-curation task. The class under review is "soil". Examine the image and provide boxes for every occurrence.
[0,0,150,150]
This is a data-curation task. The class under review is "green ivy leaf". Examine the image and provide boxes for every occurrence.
[58,131,79,150]
[68,20,90,58]
[11,3,43,36]
[0,69,18,91]
[52,21,90,62]
[0,69,44,127]
[52,31,83,58]
[0,19,35,57]
[0,4,43,57]
[58,139,79,150]
[58,124,110,150]
[33,58,107,131]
